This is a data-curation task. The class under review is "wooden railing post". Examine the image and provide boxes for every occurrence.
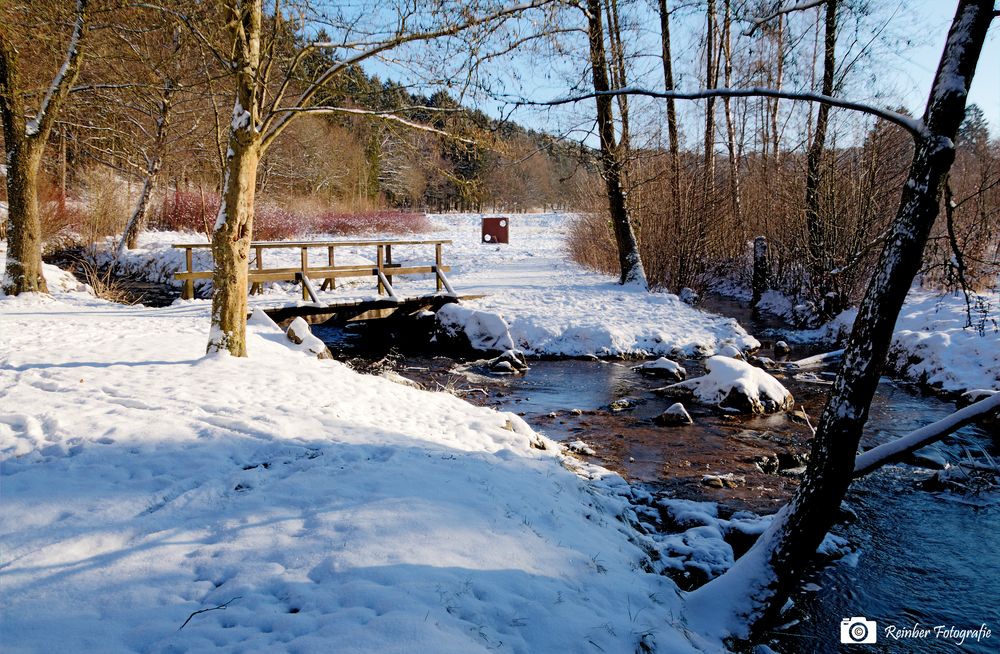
[376,244,385,295]
[183,248,194,299]
[322,245,335,290]
[251,245,264,295]
[435,243,443,292]
[385,244,394,287]
[300,246,310,300]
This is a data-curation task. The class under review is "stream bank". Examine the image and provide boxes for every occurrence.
[314,294,998,653]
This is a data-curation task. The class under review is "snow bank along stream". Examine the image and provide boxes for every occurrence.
[321,292,998,653]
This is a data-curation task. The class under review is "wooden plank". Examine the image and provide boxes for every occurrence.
[376,244,384,295]
[177,265,451,283]
[171,239,452,250]
[175,271,215,281]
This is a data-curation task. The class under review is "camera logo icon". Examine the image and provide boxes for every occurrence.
[841,617,878,644]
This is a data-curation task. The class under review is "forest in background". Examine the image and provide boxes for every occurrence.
[1,0,997,313]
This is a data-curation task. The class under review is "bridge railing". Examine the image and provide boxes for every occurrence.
[172,238,454,301]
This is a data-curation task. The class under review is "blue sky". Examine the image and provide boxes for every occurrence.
[363,1,999,140]
[898,0,998,134]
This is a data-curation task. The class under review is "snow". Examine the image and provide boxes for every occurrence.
[666,356,794,414]
[435,302,516,352]
[638,356,687,380]
[820,289,1000,394]
[755,290,794,320]
[0,254,709,653]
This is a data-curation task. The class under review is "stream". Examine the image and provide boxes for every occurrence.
[313,297,998,653]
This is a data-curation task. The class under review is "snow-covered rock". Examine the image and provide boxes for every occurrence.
[716,343,745,359]
[637,357,686,381]
[435,302,515,353]
[667,355,794,414]
[774,340,790,357]
[487,348,529,373]
[654,402,693,425]
[679,287,699,305]
[285,316,333,359]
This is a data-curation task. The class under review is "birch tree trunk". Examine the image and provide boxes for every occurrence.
[0,0,87,295]
[119,83,175,254]
[687,1,995,644]
[206,0,262,357]
[586,0,647,288]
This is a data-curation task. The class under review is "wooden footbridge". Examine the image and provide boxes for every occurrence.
[173,238,476,325]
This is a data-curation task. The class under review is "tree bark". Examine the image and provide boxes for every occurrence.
[657,0,684,289]
[698,0,719,273]
[804,0,837,291]
[586,0,646,288]
[0,0,87,295]
[687,1,995,644]
[207,0,263,357]
[722,0,741,223]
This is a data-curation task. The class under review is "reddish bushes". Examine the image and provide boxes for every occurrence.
[151,190,430,239]
[151,191,220,235]
[307,210,431,236]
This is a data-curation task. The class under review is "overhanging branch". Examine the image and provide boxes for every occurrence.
[853,392,1000,478]
[523,86,924,138]
[269,106,474,144]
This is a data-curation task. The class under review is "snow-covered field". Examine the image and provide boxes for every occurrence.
[0,257,717,653]
[106,213,760,358]
[3,212,997,652]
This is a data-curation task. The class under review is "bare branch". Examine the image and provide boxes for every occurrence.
[744,0,828,36]
[853,392,1000,478]
[29,0,88,141]
[523,86,924,137]
[178,596,242,631]
[269,106,474,144]
[260,0,555,150]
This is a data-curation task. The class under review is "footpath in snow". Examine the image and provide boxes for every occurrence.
[0,254,719,653]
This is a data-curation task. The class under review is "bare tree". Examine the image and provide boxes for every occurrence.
[538,0,995,641]
[1,0,88,294]
[803,0,838,307]
[687,1,995,643]
[157,0,556,356]
[585,0,647,288]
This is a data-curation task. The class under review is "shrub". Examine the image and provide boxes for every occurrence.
[149,190,431,240]
[151,189,220,236]
[308,210,432,236]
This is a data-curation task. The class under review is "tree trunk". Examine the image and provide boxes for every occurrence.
[2,140,47,294]
[658,0,684,290]
[769,16,784,168]
[586,0,647,288]
[804,0,837,291]
[604,0,630,154]
[119,83,174,254]
[0,0,87,295]
[206,0,262,357]
[698,0,719,273]
[687,1,995,644]
[722,0,741,224]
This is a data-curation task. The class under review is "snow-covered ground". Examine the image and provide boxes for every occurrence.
[0,260,719,652]
[717,277,1000,396]
[105,214,760,358]
[819,289,1000,395]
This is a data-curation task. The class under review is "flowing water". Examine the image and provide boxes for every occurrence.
[314,300,998,653]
